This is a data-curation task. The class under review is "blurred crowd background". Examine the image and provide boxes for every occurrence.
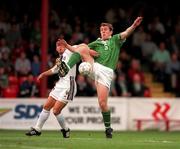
[0,0,179,98]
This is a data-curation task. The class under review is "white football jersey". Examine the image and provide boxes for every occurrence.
[51,49,76,88]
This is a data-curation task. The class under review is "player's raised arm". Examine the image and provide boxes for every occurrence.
[37,69,54,81]
[120,16,143,40]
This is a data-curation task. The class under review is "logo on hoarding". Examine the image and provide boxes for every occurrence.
[14,104,43,119]
[152,103,170,120]
[0,108,12,117]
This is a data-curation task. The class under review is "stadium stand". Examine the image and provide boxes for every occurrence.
[0,0,179,98]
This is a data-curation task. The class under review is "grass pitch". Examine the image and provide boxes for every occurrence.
[0,129,180,149]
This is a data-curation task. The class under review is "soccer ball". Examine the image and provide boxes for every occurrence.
[78,62,92,75]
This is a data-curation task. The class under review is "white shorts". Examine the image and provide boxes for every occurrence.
[89,62,114,89]
[49,77,77,103]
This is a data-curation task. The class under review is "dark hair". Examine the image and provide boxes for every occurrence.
[100,23,113,31]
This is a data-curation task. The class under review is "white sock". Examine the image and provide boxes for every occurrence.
[34,109,50,131]
[55,114,68,130]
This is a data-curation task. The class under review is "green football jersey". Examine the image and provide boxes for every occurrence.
[88,34,125,70]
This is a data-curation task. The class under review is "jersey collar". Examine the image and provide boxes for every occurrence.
[97,36,112,41]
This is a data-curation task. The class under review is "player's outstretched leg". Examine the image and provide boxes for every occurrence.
[25,127,41,136]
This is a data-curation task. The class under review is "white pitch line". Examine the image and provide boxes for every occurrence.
[0,144,64,149]
[140,140,174,144]
[19,145,65,149]
[68,137,106,140]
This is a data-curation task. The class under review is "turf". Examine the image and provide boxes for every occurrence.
[0,130,180,149]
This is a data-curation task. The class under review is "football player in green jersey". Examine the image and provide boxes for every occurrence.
[59,16,143,138]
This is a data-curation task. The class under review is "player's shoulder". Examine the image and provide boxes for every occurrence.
[112,34,119,39]
[64,49,73,55]
[88,39,100,46]
[112,33,126,43]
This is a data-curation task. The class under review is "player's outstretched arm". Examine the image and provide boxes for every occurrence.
[37,69,54,81]
[120,16,143,40]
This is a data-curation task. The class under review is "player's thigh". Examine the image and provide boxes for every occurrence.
[77,44,94,63]
[96,82,109,102]
[93,63,113,89]
[43,96,56,111]
[53,100,67,115]
[75,44,89,54]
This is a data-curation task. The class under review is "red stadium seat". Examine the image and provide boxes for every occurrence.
[144,89,151,97]
[2,86,18,98]
[8,76,18,85]
[10,84,19,93]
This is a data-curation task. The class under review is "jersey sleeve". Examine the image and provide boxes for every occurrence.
[88,41,97,51]
[113,34,126,45]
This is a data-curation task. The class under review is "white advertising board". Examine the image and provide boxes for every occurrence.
[128,98,180,131]
[0,98,127,130]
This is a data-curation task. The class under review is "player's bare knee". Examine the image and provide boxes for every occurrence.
[99,101,108,111]
[79,43,88,47]
[43,105,51,111]
[53,109,61,115]
[78,44,89,53]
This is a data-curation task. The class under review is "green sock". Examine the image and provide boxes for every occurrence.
[102,111,111,129]
[67,52,81,68]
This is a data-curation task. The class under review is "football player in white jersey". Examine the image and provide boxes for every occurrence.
[25,39,77,138]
